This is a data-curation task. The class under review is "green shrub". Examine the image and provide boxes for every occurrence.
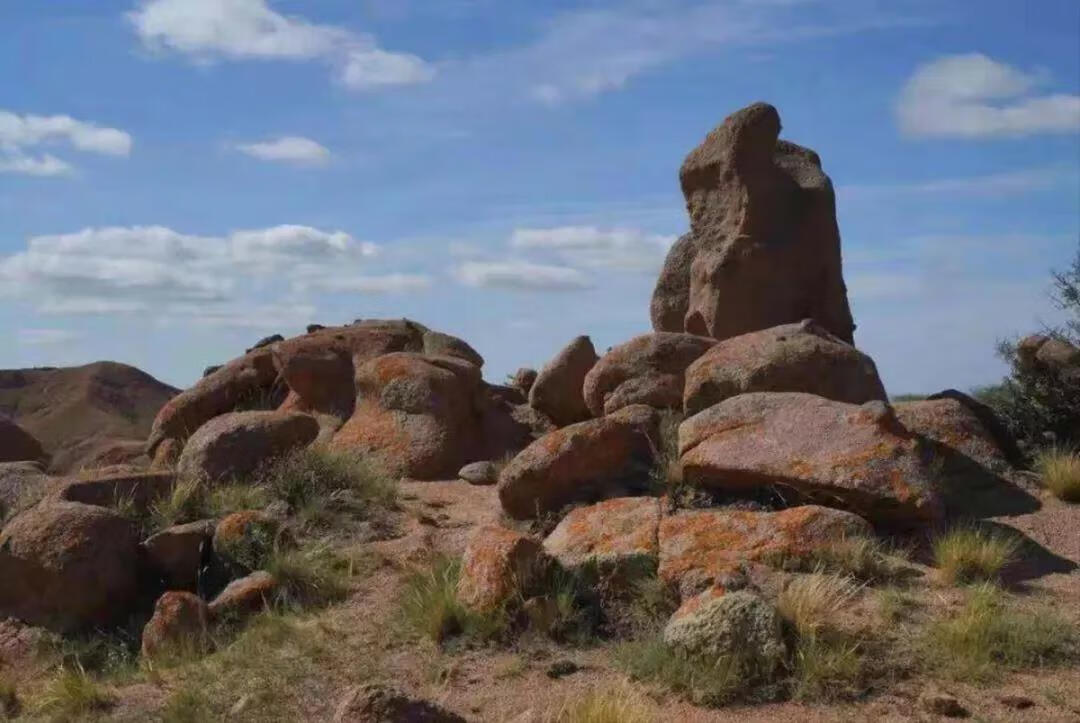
[613,636,755,707]
[398,556,508,645]
[265,543,365,610]
[1036,447,1080,503]
[932,526,1020,584]
[790,635,863,702]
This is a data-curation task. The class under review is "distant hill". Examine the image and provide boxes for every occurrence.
[0,361,178,472]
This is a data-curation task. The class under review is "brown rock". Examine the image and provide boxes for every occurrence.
[208,571,277,620]
[650,232,696,333]
[926,389,1023,466]
[680,393,942,527]
[0,418,47,465]
[0,501,139,632]
[542,497,660,577]
[0,461,51,522]
[141,591,209,659]
[919,690,968,718]
[497,405,658,520]
[529,336,598,426]
[212,510,284,574]
[658,505,872,598]
[474,383,549,463]
[894,398,1010,473]
[512,368,538,395]
[1017,334,1080,381]
[178,410,319,483]
[143,519,216,592]
[458,461,498,486]
[583,332,715,416]
[683,320,886,416]
[457,525,546,612]
[333,683,466,723]
[54,470,175,514]
[331,353,481,479]
[657,102,855,343]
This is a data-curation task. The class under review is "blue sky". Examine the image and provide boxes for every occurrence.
[1,0,1078,394]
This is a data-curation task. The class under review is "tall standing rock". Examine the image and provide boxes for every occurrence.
[529,336,598,426]
[652,102,855,343]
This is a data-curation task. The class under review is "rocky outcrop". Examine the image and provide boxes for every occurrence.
[141,591,209,659]
[684,320,886,416]
[663,588,786,671]
[457,526,546,612]
[529,336,597,426]
[680,394,941,527]
[512,367,538,395]
[894,398,1011,474]
[0,418,47,465]
[658,505,872,598]
[178,411,319,483]
[55,470,175,514]
[925,389,1023,466]
[143,520,216,592]
[652,102,855,343]
[0,461,51,521]
[1017,334,1080,382]
[0,501,140,632]
[497,405,659,519]
[583,333,715,416]
[542,496,660,578]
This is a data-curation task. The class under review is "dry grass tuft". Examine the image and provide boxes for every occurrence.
[550,685,655,723]
[776,573,861,639]
[612,637,752,707]
[1036,447,1080,503]
[31,665,114,719]
[397,556,508,645]
[932,525,1020,584]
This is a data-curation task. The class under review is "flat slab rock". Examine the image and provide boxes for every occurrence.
[658,505,872,598]
[542,496,661,575]
[680,392,943,527]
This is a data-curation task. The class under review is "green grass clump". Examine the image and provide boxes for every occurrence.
[265,543,368,610]
[799,537,908,584]
[398,556,508,645]
[160,686,210,723]
[551,685,655,723]
[31,666,114,719]
[932,526,1020,584]
[613,636,751,707]
[921,583,1077,681]
[1036,447,1080,503]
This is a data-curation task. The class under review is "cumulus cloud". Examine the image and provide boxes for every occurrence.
[16,329,86,346]
[235,136,331,165]
[127,0,435,91]
[453,260,592,290]
[0,109,133,176]
[0,224,402,319]
[897,54,1080,138]
[510,226,676,272]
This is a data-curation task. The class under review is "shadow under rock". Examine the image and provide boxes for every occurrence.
[978,520,1079,585]
[930,443,1041,520]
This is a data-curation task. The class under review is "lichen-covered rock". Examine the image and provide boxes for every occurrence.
[457,526,546,612]
[658,505,872,598]
[0,418,47,465]
[894,398,1011,473]
[583,333,715,416]
[333,684,466,723]
[683,320,886,416]
[458,461,498,486]
[529,335,598,426]
[663,589,786,672]
[331,353,482,479]
[212,510,284,574]
[141,591,209,659]
[0,501,139,632]
[143,519,216,592]
[680,393,942,527]
[925,389,1023,466]
[0,461,51,522]
[54,470,175,514]
[497,405,658,520]
[654,102,855,343]
[208,571,277,620]
[178,411,319,483]
[542,497,660,578]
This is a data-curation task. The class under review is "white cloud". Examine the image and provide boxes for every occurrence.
[897,54,1080,138]
[0,109,132,176]
[453,260,592,290]
[235,136,330,165]
[297,273,432,294]
[510,226,676,272]
[16,328,86,346]
[839,167,1075,200]
[127,0,435,91]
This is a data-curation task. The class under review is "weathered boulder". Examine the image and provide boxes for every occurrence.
[0,461,51,521]
[141,591,209,659]
[583,332,715,416]
[146,347,281,460]
[212,510,284,574]
[331,353,481,479]
[529,336,598,426]
[178,411,319,484]
[680,394,941,527]
[55,470,175,514]
[457,526,546,612]
[654,102,855,343]
[658,505,871,598]
[512,368,538,395]
[926,389,1023,466]
[1017,334,1080,382]
[208,571,277,620]
[894,398,1010,473]
[663,589,786,671]
[458,461,498,486]
[0,501,139,632]
[143,519,216,592]
[0,418,47,465]
[497,405,659,520]
[683,320,886,416]
[650,232,696,333]
[333,684,466,723]
[542,497,660,579]
[474,383,549,463]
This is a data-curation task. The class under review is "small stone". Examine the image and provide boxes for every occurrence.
[998,694,1034,710]
[545,660,580,679]
[458,461,499,486]
[920,691,968,718]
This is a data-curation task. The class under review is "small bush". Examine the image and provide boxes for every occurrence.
[921,584,1077,681]
[550,685,654,723]
[613,637,753,707]
[150,476,273,530]
[32,666,113,718]
[1036,447,1080,503]
[776,573,861,639]
[398,556,508,645]
[932,526,1020,584]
